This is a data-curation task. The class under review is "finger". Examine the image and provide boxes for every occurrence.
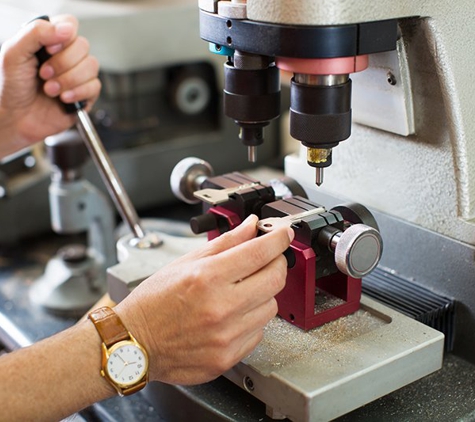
[59,78,102,107]
[184,214,259,260]
[241,297,279,329]
[6,16,78,65]
[39,36,90,80]
[205,224,293,284]
[43,55,100,98]
[231,255,287,313]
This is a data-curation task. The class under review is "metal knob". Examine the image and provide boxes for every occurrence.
[170,157,214,204]
[332,224,383,278]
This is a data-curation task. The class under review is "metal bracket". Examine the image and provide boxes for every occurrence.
[352,37,415,136]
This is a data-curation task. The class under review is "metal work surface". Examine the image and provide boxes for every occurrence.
[226,297,443,422]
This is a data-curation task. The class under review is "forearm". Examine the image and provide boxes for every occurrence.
[0,319,116,421]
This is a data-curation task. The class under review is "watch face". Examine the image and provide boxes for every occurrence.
[106,341,148,387]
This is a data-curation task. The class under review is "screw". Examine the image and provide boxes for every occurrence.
[243,376,255,392]
[387,72,397,86]
[24,155,36,169]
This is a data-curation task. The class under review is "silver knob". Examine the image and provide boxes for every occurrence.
[170,157,214,204]
[332,224,383,278]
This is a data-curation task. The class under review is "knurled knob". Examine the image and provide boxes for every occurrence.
[333,224,383,278]
[170,157,214,204]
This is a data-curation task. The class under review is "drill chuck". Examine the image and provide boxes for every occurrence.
[290,77,352,151]
[223,57,280,150]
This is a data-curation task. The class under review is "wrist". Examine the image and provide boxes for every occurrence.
[0,107,30,159]
[114,301,160,382]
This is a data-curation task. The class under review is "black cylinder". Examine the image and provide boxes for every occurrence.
[45,130,88,170]
[290,78,352,149]
[190,213,218,234]
[223,62,280,147]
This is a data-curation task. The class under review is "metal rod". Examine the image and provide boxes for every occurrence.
[315,167,324,186]
[248,146,257,163]
[75,109,145,239]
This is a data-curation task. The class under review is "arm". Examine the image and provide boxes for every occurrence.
[0,216,293,421]
[0,15,100,159]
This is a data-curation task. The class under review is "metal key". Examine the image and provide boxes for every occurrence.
[257,207,326,233]
[193,183,260,205]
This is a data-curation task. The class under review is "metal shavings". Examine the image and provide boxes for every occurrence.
[315,289,346,313]
[244,309,387,374]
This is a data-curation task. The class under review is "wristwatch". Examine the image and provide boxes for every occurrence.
[88,306,149,396]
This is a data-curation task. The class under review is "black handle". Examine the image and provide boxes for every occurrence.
[33,15,86,114]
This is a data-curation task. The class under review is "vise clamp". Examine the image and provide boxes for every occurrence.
[171,157,383,330]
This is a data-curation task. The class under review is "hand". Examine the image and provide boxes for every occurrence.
[116,215,294,385]
[0,14,100,154]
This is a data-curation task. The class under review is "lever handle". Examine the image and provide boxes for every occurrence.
[32,16,153,244]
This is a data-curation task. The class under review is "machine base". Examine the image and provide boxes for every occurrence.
[226,296,443,421]
[146,296,443,422]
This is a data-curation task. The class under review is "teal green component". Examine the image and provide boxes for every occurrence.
[209,43,234,56]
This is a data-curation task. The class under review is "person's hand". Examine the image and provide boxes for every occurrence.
[116,214,294,385]
[0,14,100,152]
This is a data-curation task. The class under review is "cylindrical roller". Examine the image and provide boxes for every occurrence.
[331,203,380,230]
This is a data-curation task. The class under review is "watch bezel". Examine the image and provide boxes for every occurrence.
[101,336,149,393]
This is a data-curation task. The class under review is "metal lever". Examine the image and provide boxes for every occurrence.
[74,110,146,240]
[194,182,260,205]
[34,16,152,244]
[257,208,326,233]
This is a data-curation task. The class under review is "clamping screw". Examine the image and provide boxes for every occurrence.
[321,224,383,278]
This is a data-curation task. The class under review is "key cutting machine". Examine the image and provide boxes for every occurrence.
[110,0,475,419]
[106,0,474,418]
[198,0,397,185]
[107,156,444,421]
